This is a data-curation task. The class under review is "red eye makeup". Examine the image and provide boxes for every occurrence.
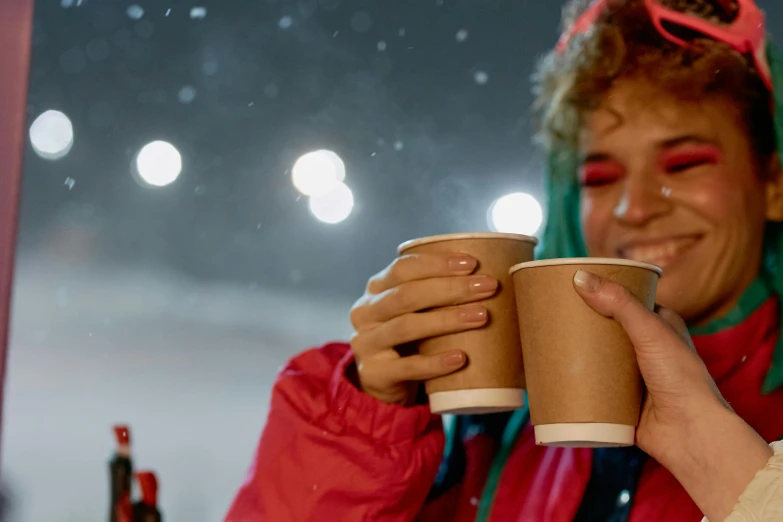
[659,144,722,174]
[579,161,625,188]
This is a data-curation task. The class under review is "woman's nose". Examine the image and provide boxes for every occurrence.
[613,174,672,225]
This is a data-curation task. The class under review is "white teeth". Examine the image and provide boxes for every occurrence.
[621,238,697,266]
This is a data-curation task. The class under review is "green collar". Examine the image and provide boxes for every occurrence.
[687,277,783,393]
[475,407,529,522]
[688,278,771,336]
[765,331,783,393]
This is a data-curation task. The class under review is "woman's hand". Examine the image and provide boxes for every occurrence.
[349,253,498,406]
[573,269,773,522]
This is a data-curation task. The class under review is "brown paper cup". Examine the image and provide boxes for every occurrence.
[509,258,661,448]
[399,232,537,415]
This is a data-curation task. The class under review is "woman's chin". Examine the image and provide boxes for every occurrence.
[652,272,703,321]
[655,272,734,327]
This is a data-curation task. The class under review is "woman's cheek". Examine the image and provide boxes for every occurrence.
[580,195,608,256]
[675,174,749,225]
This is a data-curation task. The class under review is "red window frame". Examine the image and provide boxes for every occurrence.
[0,0,34,467]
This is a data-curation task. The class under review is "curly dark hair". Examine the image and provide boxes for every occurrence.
[533,0,775,164]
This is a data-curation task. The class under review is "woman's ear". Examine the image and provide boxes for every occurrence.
[765,154,783,222]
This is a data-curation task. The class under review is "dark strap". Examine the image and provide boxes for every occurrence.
[571,446,648,522]
[475,408,529,522]
[426,413,512,502]
[429,414,651,522]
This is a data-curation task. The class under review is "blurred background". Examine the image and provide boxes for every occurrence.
[3,0,782,520]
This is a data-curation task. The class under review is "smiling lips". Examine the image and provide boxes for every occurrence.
[618,235,701,269]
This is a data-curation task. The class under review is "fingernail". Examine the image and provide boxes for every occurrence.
[573,269,600,292]
[449,255,477,272]
[458,305,487,323]
[443,351,466,368]
[468,276,498,293]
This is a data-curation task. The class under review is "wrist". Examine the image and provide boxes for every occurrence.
[656,400,733,473]
[657,404,772,522]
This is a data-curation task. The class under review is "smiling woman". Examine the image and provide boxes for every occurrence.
[226,1,783,522]
[533,0,783,326]
[577,83,783,325]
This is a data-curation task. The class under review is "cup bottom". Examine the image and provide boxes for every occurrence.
[534,423,635,448]
[428,388,525,415]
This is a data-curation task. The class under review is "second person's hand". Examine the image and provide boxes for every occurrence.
[573,270,772,522]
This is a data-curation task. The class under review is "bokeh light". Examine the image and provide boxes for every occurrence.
[59,47,87,74]
[279,16,293,29]
[178,86,197,104]
[135,141,182,187]
[263,83,279,98]
[291,150,346,196]
[488,192,544,236]
[29,110,74,160]
[85,38,110,62]
[350,12,372,32]
[309,182,354,224]
[126,4,144,20]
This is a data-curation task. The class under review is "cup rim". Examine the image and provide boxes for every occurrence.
[398,232,538,253]
[509,257,663,276]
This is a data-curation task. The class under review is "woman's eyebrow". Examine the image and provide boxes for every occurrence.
[581,151,614,164]
[657,134,720,149]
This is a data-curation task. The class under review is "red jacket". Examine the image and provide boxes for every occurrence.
[225,298,783,522]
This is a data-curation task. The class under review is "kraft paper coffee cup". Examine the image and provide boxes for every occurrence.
[509,258,662,448]
[399,232,537,415]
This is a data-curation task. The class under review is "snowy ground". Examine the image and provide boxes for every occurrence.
[1,261,352,521]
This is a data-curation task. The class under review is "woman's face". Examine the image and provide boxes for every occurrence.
[579,79,781,325]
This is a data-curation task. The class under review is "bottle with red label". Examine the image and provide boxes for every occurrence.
[133,471,162,522]
[109,426,133,522]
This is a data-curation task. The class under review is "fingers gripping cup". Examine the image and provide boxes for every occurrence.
[399,233,537,415]
[509,258,661,448]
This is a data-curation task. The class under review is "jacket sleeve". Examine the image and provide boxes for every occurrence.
[703,440,783,522]
[224,343,446,522]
